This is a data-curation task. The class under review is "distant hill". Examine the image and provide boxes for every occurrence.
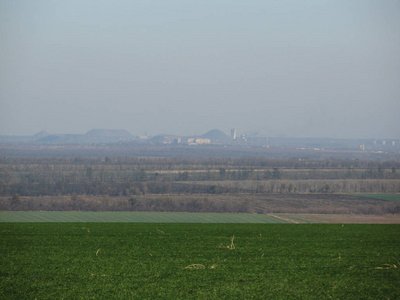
[202,129,230,143]
[0,129,136,145]
[33,131,50,138]
[37,129,134,144]
[38,134,88,144]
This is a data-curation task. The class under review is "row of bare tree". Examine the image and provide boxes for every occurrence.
[1,178,400,197]
[2,194,399,215]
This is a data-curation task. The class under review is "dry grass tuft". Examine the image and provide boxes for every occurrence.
[218,235,236,250]
[155,228,165,234]
[230,235,235,250]
[184,264,206,270]
[210,264,217,269]
[375,258,399,269]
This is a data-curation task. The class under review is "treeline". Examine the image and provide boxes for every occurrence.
[2,155,399,214]
[3,143,400,160]
[0,157,399,196]
[2,194,400,215]
[180,179,400,194]
[1,156,400,170]
[1,166,398,187]
[1,178,400,197]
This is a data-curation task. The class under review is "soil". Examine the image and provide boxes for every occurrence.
[280,214,400,224]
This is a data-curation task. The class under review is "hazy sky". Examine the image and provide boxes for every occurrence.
[1,1,399,138]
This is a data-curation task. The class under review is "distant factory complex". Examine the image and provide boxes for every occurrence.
[1,128,399,154]
[150,129,268,146]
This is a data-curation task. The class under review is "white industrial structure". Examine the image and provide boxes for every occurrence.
[231,128,237,140]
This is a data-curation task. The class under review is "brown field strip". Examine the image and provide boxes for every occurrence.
[280,214,400,224]
[268,214,300,223]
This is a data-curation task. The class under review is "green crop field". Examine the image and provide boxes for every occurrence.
[0,212,285,223]
[1,223,399,299]
[351,193,400,201]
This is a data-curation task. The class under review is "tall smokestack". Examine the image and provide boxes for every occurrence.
[231,128,237,140]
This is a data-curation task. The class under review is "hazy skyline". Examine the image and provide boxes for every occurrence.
[1,1,399,139]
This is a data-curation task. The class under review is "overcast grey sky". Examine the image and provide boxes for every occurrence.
[1,0,399,138]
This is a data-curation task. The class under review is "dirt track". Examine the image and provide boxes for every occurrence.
[280,214,400,224]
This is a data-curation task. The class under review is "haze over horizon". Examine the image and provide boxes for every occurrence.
[1,1,399,139]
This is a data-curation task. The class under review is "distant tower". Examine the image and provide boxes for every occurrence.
[383,141,386,146]
[231,128,237,140]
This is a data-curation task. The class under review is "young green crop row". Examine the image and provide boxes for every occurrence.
[351,193,400,201]
[1,223,399,299]
[0,212,285,223]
